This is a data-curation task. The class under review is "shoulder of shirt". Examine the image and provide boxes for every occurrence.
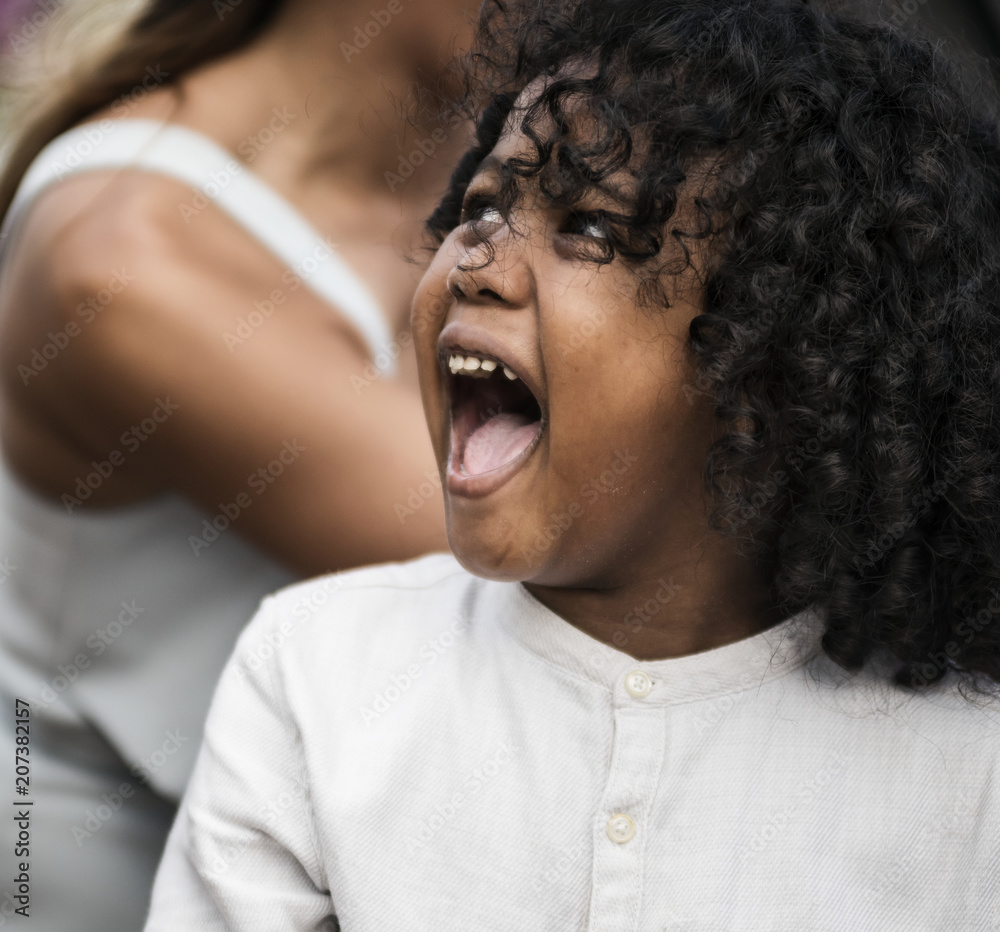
[272,552,470,604]
[802,648,1000,747]
[226,554,488,706]
[245,553,475,641]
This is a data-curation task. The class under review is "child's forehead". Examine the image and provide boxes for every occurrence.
[503,64,604,142]
[481,75,576,169]
[468,134,637,216]
[471,74,640,203]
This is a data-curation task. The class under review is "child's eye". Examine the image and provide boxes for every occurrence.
[460,194,503,226]
[561,211,610,241]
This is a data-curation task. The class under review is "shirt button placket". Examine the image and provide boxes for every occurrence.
[586,670,666,932]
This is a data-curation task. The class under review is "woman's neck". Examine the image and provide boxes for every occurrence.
[162,0,474,199]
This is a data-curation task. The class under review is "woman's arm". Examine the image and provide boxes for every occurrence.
[0,170,448,576]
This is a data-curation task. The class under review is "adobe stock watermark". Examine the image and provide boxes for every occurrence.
[394,468,441,524]
[236,106,297,163]
[203,774,309,880]
[602,577,682,657]
[531,839,588,893]
[360,615,469,725]
[60,397,180,513]
[69,727,189,847]
[576,577,682,674]
[520,449,640,562]
[556,304,609,359]
[682,303,781,407]
[853,461,961,573]
[402,741,516,854]
[0,558,15,588]
[41,69,172,174]
[0,887,29,923]
[384,125,454,192]
[34,600,144,711]
[188,439,306,556]
[870,787,975,898]
[213,0,247,20]
[340,1,406,62]
[223,235,339,351]
[350,296,450,395]
[6,0,59,55]
[900,589,1000,688]
[690,672,758,736]
[720,414,838,536]
[17,268,135,385]
[349,328,416,394]
[69,780,138,848]
[130,728,191,786]
[738,748,853,861]
[175,111,302,226]
[230,574,347,685]
[883,0,930,28]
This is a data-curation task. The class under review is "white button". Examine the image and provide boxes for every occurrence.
[606,814,636,844]
[624,670,652,698]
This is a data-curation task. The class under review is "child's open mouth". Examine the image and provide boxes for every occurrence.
[444,349,544,494]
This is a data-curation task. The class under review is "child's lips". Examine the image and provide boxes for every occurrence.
[437,322,545,414]
[438,322,546,498]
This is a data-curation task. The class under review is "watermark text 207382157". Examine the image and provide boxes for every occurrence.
[10,699,31,918]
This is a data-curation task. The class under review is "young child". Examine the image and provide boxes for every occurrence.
[145,0,1000,927]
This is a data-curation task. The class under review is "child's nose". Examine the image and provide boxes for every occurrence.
[445,227,532,309]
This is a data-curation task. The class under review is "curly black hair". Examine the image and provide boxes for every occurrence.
[428,0,1000,692]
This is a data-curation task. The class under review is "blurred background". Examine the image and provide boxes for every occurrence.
[1,0,1000,96]
[0,0,1000,125]
[882,0,1000,59]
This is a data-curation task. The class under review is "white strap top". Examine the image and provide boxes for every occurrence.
[1,118,396,375]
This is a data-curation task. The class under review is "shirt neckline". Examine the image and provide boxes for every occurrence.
[486,579,825,706]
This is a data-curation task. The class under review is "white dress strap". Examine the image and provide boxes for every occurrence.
[1,119,396,375]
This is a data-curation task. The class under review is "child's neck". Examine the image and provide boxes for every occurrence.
[524,545,784,660]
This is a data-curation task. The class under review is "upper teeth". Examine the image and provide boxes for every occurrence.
[448,353,517,380]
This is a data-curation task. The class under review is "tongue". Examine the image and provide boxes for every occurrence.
[464,412,539,476]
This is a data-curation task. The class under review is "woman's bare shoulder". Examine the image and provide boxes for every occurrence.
[10,167,286,327]
[1,168,314,484]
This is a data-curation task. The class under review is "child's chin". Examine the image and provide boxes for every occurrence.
[447,533,544,584]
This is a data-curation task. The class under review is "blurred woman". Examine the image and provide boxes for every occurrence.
[0,0,472,927]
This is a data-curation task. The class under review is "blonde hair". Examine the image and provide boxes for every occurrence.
[0,0,285,220]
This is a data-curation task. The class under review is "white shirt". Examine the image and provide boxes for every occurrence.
[145,554,1000,931]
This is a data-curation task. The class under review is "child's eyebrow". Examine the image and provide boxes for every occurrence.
[467,154,504,186]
